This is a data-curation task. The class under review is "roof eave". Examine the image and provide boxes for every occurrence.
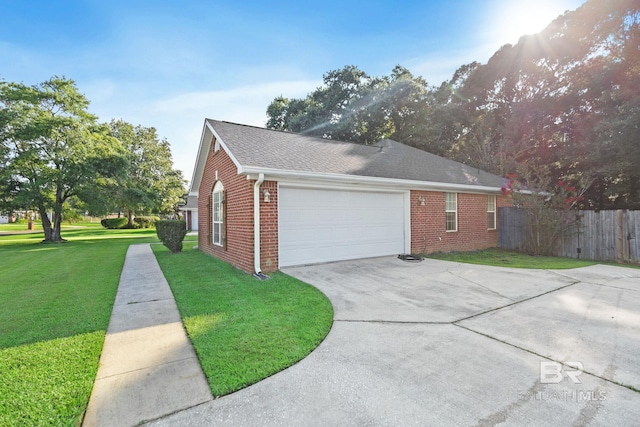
[206,120,244,173]
[188,121,210,194]
[242,167,504,194]
[190,120,246,194]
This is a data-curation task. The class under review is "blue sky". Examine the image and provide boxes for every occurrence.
[1,0,586,185]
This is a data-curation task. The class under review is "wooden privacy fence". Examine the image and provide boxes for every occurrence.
[498,207,640,264]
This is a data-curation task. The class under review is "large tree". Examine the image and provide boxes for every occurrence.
[0,76,126,241]
[454,0,640,208]
[266,65,441,149]
[97,119,185,225]
[267,65,389,144]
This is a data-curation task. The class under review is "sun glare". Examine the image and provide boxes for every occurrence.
[489,0,584,45]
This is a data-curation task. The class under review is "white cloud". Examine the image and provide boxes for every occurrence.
[152,79,320,119]
[84,78,321,186]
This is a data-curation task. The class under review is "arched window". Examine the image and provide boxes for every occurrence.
[212,181,224,246]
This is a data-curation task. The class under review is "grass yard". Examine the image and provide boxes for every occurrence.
[0,222,41,231]
[426,248,606,269]
[0,228,158,427]
[153,242,334,397]
[0,220,104,232]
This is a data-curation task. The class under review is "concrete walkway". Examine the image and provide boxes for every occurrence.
[83,243,212,427]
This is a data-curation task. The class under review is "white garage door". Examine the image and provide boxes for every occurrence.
[279,186,406,267]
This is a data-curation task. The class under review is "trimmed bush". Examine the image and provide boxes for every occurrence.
[156,220,187,253]
[133,216,159,229]
[100,218,128,229]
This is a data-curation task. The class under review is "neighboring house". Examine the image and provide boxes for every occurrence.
[0,215,8,224]
[179,194,199,231]
[190,119,511,275]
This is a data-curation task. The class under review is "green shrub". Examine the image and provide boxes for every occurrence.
[156,220,187,253]
[133,216,159,229]
[62,206,84,224]
[100,218,128,229]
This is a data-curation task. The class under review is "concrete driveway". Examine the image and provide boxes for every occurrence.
[148,257,640,426]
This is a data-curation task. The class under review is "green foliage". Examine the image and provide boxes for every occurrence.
[0,78,185,241]
[62,203,85,224]
[152,242,333,396]
[453,0,640,209]
[156,220,187,253]
[266,65,431,147]
[83,120,185,224]
[133,215,159,228]
[0,76,127,241]
[100,217,128,229]
[502,165,586,256]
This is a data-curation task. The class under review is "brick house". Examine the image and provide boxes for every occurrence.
[189,120,511,275]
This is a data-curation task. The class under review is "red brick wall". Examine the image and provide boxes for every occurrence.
[198,146,255,273]
[197,145,279,274]
[410,190,511,254]
[259,181,279,272]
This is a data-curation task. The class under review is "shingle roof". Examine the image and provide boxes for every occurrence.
[207,120,506,189]
[180,195,198,210]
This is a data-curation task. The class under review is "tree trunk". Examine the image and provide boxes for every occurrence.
[127,210,134,226]
[40,207,54,241]
[40,196,65,242]
[41,208,64,242]
[51,209,64,242]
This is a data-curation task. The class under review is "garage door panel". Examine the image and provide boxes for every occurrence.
[280,225,403,248]
[279,187,406,267]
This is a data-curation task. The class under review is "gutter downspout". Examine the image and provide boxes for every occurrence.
[253,173,265,277]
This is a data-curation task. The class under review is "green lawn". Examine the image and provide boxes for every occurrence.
[425,248,604,269]
[0,220,104,232]
[0,227,332,425]
[153,242,334,396]
[0,228,158,427]
[0,222,39,231]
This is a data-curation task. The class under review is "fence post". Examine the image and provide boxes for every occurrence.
[616,209,624,263]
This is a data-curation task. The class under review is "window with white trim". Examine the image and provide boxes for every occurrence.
[445,192,457,232]
[487,195,497,230]
[212,181,224,246]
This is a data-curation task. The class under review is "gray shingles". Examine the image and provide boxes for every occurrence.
[181,195,198,209]
[208,120,505,188]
